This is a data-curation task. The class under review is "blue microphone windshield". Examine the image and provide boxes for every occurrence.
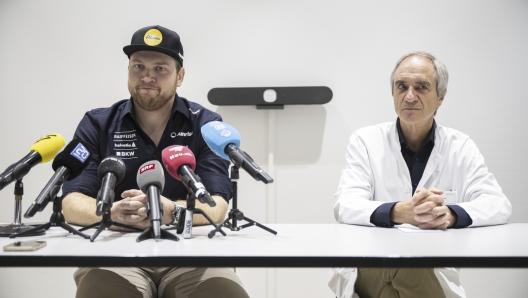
[200,121,241,161]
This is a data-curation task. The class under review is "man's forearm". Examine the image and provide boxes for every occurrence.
[65,192,228,228]
[172,195,228,226]
[390,201,419,225]
[62,192,101,227]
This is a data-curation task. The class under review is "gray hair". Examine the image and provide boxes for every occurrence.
[390,51,449,97]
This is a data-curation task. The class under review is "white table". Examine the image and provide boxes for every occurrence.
[1,224,527,267]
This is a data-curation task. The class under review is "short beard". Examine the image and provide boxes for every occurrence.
[128,81,177,112]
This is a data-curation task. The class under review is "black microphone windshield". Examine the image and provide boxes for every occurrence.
[98,156,126,183]
[51,139,92,180]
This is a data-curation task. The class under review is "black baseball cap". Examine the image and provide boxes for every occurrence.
[123,25,184,66]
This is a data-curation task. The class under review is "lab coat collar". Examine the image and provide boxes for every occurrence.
[395,117,437,148]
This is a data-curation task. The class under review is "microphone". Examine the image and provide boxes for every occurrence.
[161,145,216,207]
[24,139,92,218]
[0,134,65,191]
[136,160,165,241]
[95,156,126,216]
[200,121,273,184]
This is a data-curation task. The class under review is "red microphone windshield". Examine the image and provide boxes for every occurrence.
[161,145,197,181]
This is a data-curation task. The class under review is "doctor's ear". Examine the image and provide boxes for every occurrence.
[438,90,446,105]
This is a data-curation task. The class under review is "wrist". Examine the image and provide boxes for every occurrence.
[447,210,458,228]
[391,201,416,225]
[390,202,403,224]
[166,200,185,226]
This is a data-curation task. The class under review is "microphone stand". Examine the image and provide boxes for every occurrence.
[10,184,89,239]
[0,179,45,237]
[80,201,144,242]
[208,166,277,238]
[136,186,179,242]
[181,192,226,239]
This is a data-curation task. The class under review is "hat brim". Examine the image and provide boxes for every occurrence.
[123,45,183,66]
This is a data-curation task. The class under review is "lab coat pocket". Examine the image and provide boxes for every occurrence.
[443,190,457,204]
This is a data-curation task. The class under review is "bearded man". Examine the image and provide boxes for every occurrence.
[62,25,249,298]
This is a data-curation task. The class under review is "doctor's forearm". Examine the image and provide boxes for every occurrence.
[391,201,419,225]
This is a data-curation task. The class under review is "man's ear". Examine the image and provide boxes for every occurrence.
[438,89,446,107]
[177,67,185,87]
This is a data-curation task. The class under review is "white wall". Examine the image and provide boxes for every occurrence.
[1,0,527,297]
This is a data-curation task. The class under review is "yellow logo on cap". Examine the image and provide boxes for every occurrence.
[144,29,163,46]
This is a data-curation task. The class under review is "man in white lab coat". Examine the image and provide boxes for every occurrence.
[329,51,512,298]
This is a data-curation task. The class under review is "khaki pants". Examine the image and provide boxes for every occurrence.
[74,267,249,298]
[355,268,446,298]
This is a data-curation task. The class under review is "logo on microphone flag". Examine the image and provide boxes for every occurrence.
[71,143,91,163]
[33,134,60,144]
[139,163,155,174]
[220,130,231,137]
[212,122,226,130]
[169,146,185,152]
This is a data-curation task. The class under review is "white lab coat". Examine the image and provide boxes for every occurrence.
[329,122,512,298]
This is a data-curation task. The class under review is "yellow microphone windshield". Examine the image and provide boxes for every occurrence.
[29,133,66,163]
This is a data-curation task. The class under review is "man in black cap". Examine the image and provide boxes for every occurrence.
[62,25,249,298]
